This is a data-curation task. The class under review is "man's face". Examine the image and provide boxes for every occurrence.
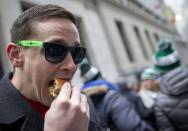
[20,18,80,106]
[141,79,159,91]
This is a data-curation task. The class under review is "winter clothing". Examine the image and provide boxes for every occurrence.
[116,81,140,107]
[80,59,154,131]
[139,67,159,111]
[82,80,154,131]
[140,66,160,108]
[0,73,103,131]
[139,90,157,109]
[153,38,181,74]
[82,79,119,95]
[155,67,188,131]
[116,81,156,125]
[79,58,101,83]
[141,67,159,80]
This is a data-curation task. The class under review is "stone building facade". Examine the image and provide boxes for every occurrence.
[0,0,184,86]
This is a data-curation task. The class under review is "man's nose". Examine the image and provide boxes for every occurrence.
[60,52,77,70]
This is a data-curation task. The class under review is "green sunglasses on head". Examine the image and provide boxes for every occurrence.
[17,40,86,64]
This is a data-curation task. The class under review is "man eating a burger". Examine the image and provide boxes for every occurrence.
[0,4,102,131]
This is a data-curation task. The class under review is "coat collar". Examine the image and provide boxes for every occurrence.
[0,73,43,130]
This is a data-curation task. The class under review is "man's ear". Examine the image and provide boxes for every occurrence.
[6,43,24,67]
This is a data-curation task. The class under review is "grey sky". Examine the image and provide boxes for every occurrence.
[164,0,185,36]
[164,0,184,14]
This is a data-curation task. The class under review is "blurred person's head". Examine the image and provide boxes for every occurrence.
[7,4,86,106]
[153,38,181,75]
[115,80,130,92]
[128,82,140,92]
[141,67,160,92]
[79,58,102,84]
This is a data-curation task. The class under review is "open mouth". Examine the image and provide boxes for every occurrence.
[48,78,66,97]
[49,80,55,88]
[49,79,57,97]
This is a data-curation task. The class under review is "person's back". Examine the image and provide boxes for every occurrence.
[155,67,188,131]
[151,38,186,131]
[117,80,157,128]
[116,81,140,108]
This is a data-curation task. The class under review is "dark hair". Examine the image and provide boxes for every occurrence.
[10,4,77,43]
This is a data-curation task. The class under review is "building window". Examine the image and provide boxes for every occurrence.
[76,17,85,45]
[154,33,159,42]
[134,26,149,60]
[115,20,134,62]
[76,17,91,62]
[145,30,155,52]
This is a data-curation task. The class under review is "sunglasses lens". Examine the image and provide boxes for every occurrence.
[44,43,86,64]
[44,43,68,63]
[71,47,86,64]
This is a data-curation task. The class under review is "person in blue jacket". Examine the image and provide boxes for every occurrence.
[80,59,155,131]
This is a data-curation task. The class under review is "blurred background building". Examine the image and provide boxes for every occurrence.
[181,0,188,42]
[0,0,187,86]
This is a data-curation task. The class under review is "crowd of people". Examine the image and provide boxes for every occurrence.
[0,3,188,131]
[79,37,188,131]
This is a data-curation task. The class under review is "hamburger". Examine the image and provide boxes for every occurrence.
[49,78,65,97]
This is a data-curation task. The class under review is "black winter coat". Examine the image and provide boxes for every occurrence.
[0,73,103,131]
[154,67,188,131]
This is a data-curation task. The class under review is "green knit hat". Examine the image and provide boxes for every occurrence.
[79,58,101,83]
[153,38,181,73]
[141,67,159,80]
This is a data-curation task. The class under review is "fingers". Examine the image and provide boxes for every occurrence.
[47,83,90,131]
[55,83,90,119]
[56,82,72,101]
[70,87,89,118]
[80,94,90,119]
[70,86,81,104]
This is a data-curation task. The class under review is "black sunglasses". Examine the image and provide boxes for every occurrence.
[17,40,86,64]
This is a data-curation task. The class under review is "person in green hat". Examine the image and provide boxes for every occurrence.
[138,67,160,129]
[139,67,160,108]
[153,38,188,131]
[153,38,181,74]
